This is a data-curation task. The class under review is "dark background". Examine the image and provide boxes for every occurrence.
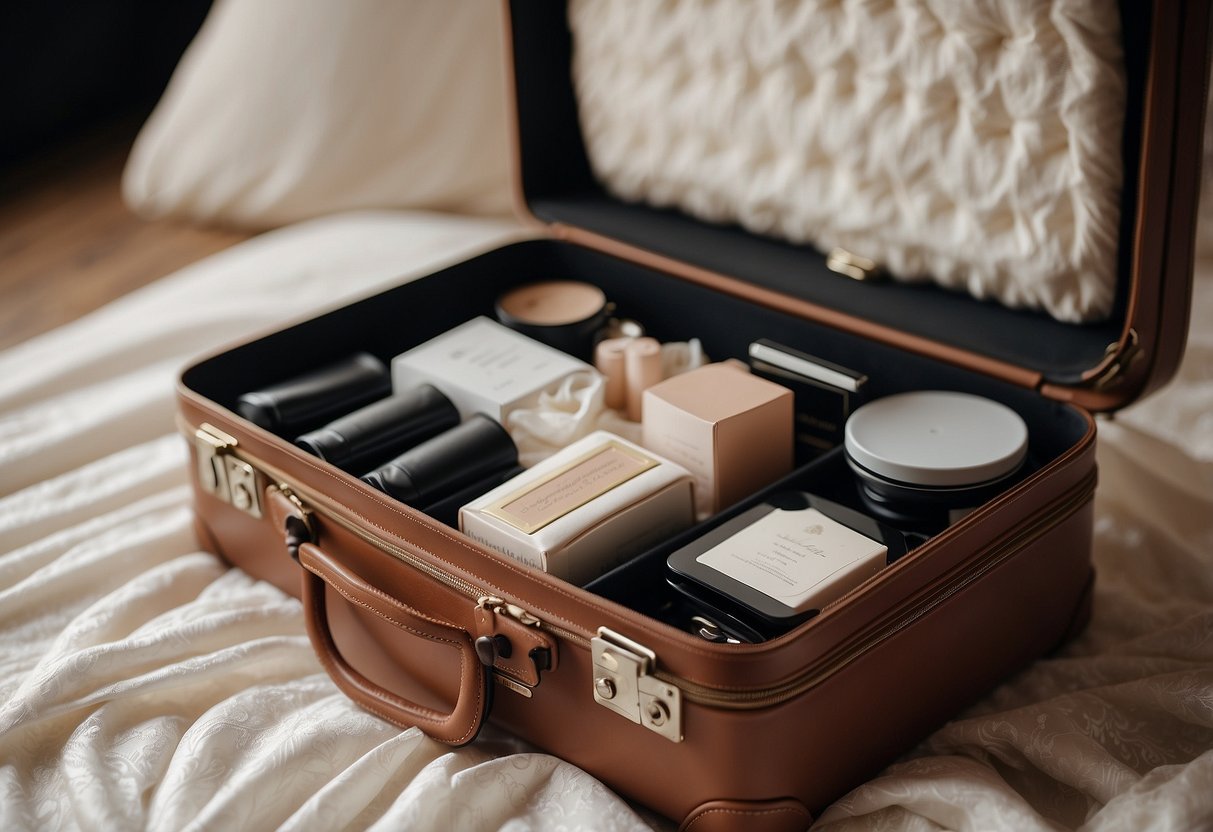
[0,0,213,169]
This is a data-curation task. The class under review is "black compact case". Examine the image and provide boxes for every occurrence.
[667,490,921,642]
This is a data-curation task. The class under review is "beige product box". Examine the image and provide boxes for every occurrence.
[696,506,888,613]
[391,316,595,422]
[459,431,695,585]
[643,363,793,515]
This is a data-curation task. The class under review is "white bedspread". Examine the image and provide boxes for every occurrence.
[1,210,1210,831]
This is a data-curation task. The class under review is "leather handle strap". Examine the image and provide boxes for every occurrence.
[297,541,490,745]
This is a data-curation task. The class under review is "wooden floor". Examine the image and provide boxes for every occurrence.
[0,122,251,351]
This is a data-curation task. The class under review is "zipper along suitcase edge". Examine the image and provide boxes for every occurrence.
[184,417,1097,722]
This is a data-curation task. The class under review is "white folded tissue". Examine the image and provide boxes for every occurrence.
[507,338,708,467]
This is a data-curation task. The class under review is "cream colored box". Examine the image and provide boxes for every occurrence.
[642,363,793,515]
[459,431,695,585]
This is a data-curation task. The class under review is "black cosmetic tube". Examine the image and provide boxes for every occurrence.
[294,384,460,473]
[362,415,519,506]
[420,464,526,527]
[237,353,390,435]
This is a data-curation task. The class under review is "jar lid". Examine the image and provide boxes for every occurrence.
[844,391,1028,488]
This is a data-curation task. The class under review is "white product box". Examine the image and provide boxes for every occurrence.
[391,317,595,422]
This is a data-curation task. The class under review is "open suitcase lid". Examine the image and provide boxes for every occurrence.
[503,1,1211,413]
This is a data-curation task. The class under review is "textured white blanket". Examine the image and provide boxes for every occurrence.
[2,210,1211,830]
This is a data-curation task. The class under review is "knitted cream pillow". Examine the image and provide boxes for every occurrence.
[569,0,1126,323]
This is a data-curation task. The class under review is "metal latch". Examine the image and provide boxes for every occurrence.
[195,423,264,519]
[591,628,683,742]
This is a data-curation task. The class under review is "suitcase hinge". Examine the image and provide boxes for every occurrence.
[1088,328,1142,391]
[195,423,264,519]
[591,628,683,743]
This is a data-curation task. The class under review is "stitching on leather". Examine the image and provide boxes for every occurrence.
[307,596,443,724]
[317,589,448,719]
[214,419,819,688]
[309,575,483,742]
[262,434,844,688]
[328,498,784,667]
[342,564,461,631]
[318,568,461,648]
[332,483,728,654]
[253,438,610,626]
[682,805,811,831]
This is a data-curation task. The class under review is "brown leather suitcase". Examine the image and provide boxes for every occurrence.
[176,3,1211,829]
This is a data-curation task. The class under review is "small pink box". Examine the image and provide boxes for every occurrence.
[642,363,793,515]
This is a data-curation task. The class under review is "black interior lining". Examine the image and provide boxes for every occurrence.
[533,195,1122,378]
[184,239,1087,450]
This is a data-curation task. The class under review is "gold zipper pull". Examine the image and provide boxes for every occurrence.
[271,484,315,560]
[474,596,557,693]
[477,595,542,627]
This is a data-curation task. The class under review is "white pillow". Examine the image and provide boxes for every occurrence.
[123,0,513,228]
[570,0,1127,323]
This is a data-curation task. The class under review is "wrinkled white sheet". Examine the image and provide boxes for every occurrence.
[1,210,1211,831]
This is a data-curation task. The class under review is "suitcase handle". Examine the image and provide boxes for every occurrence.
[297,541,491,746]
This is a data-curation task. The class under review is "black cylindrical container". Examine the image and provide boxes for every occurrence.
[362,415,519,506]
[237,353,390,435]
[294,384,459,473]
[494,280,610,360]
[419,464,526,527]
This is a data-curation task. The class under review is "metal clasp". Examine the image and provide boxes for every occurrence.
[195,423,264,519]
[591,628,683,742]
